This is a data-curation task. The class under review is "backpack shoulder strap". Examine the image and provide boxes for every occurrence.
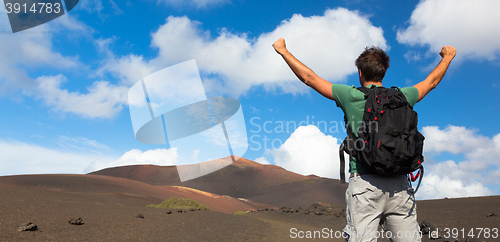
[339,140,346,184]
[357,86,370,97]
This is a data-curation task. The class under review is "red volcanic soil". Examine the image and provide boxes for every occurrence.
[91,157,348,208]
[89,157,308,186]
[0,174,269,214]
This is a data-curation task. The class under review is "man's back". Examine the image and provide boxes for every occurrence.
[332,83,419,173]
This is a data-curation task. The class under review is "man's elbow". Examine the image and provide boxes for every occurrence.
[430,82,439,90]
[303,74,316,86]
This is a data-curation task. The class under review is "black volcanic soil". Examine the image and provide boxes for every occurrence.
[1,158,498,241]
[2,187,498,241]
[0,189,276,242]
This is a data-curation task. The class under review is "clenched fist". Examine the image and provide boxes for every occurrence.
[273,38,288,55]
[439,45,457,59]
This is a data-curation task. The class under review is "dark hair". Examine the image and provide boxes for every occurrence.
[355,46,390,82]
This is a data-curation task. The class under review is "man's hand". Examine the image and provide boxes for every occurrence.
[439,45,457,59]
[273,38,288,55]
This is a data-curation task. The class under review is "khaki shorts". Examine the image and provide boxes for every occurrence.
[343,173,421,242]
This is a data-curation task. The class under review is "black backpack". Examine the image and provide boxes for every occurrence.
[339,86,424,192]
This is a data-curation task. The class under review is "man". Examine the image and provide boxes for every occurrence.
[273,38,456,241]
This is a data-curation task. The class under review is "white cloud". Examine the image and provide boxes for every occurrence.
[35,74,129,119]
[100,8,387,96]
[0,140,114,176]
[254,157,271,165]
[155,0,229,9]
[76,0,104,14]
[422,125,491,155]
[97,53,157,86]
[0,10,81,94]
[0,139,178,176]
[422,125,500,175]
[257,124,499,199]
[258,125,346,179]
[397,0,500,61]
[57,135,112,153]
[416,125,500,199]
[417,168,493,200]
[52,13,95,35]
[109,0,124,15]
[85,148,179,173]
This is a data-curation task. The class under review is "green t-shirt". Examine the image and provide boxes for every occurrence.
[331,84,419,173]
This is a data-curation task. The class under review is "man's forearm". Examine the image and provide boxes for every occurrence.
[273,38,334,100]
[414,45,456,102]
[278,50,317,86]
[427,56,454,89]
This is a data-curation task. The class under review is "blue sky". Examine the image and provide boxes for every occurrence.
[1,0,499,200]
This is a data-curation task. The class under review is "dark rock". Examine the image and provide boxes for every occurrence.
[189,208,195,212]
[304,210,310,215]
[335,209,346,218]
[419,220,435,235]
[310,203,323,208]
[68,218,84,225]
[315,212,323,216]
[429,230,442,240]
[420,220,442,240]
[18,222,37,232]
[487,212,497,217]
[166,210,172,214]
[136,214,145,219]
[177,209,185,213]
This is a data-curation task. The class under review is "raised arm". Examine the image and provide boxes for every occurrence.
[273,38,334,100]
[414,46,457,102]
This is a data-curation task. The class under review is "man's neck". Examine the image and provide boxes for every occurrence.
[363,81,383,87]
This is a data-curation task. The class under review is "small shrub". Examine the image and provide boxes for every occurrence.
[234,211,247,215]
[303,180,315,184]
[147,197,209,211]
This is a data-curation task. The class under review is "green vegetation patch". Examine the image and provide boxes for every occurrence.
[303,179,315,184]
[234,211,248,215]
[147,197,209,211]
